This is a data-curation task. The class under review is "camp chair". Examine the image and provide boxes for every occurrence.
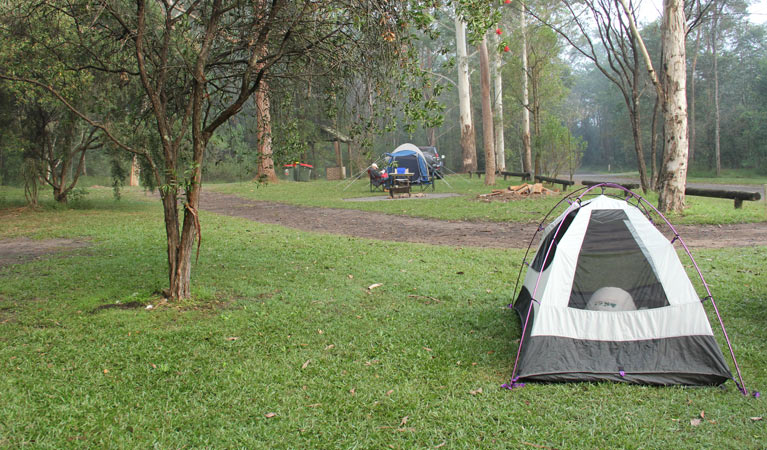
[367,168,388,192]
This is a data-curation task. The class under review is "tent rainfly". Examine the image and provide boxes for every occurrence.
[509,185,748,392]
[385,143,431,185]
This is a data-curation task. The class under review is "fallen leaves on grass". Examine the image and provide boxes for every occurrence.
[102,369,109,374]
[470,388,483,395]
[226,336,239,341]
[349,388,356,396]
[399,416,409,426]
[386,389,394,396]
[265,412,276,418]
[301,359,311,369]
[325,344,335,350]
[368,283,383,291]
[751,417,763,421]
[690,418,702,426]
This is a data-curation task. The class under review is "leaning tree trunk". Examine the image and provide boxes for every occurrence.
[520,4,532,174]
[658,0,689,213]
[256,79,278,183]
[455,15,477,172]
[478,35,496,185]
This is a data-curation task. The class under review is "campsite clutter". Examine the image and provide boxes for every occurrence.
[383,143,436,195]
[506,183,753,395]
[477,183,558,202]
[345,142,447,196]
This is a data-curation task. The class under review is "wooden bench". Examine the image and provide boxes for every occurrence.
[581,180,640,190]
[534,175,574,191]
[684,187,761,209]
[502,171,532,181]
[470,170,533,181]
[581,181,762,208]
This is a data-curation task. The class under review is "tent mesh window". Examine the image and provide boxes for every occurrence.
[568,209,669,311]
[531,209,579,272]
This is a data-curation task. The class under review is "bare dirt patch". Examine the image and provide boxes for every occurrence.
[91,301,146,313]
[200,191,767,249]
[0,237,91,268]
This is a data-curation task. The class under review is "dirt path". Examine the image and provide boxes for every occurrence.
[199,191,767,250]
[0,237,90,268]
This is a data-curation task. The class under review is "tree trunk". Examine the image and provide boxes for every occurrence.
[711,5,721,176]
[531,70,541,176]
[520,4,532,174]
[160,190,183,298]
[650,92,660,190]
[630,93,650,192]
[455,15,476,172]
[347,142,353,175]
[256,80,278,183]
[478,35,496,185]
[428,128,437,147]
[492,32,505,172]
[129,154,139,186]
[689,24,702,164]
[334,140,342,168]
[658,0,689,213]
[310,141,317,178]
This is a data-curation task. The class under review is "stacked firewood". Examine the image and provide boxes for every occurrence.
[477,183,558,202]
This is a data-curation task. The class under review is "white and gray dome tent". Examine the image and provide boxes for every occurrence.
[509,184,748,392]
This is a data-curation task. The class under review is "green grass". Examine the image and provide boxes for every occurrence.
[1,187,765,448]
[580,168,767,186]
[208,176,767,225]
[686,168,767,186]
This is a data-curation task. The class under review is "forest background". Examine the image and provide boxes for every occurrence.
[1,0,765,193]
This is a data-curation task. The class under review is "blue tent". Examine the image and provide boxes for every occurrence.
[385,143,431,185]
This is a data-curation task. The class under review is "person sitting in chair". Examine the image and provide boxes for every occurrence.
[368,163,388,189]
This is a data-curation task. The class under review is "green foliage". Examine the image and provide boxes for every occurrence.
[66,187,89,206]
[110,156,127,201]
[455,0,502,44]
[534,114,586,178]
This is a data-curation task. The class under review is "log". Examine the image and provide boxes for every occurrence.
[581,180,640,190]
[502,171,532,181]
[534,175,574,190]
[684,187,761,209]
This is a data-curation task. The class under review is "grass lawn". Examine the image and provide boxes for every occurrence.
[0,187,765,448]
[580,168,767,186]
[208,176,767,225]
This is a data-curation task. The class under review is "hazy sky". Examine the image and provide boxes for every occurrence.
[638,0,767,25]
